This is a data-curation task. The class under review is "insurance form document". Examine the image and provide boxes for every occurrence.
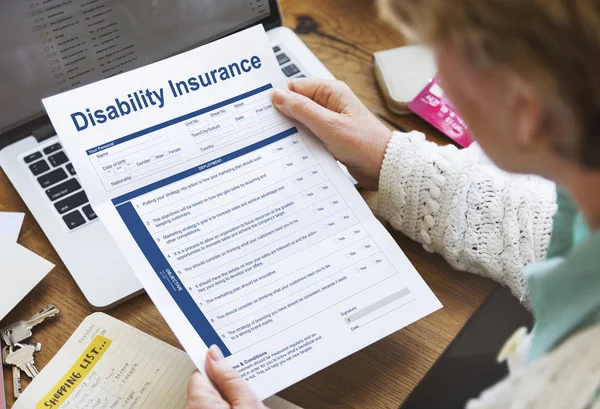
[43,26,441,399]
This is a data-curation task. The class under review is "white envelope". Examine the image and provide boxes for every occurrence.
[0,238,54,321]
[0,212,25,242]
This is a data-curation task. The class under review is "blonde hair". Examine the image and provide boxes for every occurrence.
[379,0,600,168]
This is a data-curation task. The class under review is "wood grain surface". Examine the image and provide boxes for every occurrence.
[0,1,496,407]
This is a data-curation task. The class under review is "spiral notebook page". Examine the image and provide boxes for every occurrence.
[13,313,195,409]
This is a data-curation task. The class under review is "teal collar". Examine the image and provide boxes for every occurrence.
[525,229,600,362]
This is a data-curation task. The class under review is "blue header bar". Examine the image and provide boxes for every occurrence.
[116,202,232,356]
[86,83,273,155]
[111,126,298,206]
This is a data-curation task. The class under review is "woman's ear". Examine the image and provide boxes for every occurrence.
[511,79,545,153]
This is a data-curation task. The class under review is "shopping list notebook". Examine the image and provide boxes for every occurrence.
[13,313,195,409]
[42,25,442,399]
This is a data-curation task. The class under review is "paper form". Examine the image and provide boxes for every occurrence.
[13,313,195,409]
[42,25,442,399]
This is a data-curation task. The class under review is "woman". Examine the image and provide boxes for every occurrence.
[186,0,600,407]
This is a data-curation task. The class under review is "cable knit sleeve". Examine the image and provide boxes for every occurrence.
[377,131,557,304]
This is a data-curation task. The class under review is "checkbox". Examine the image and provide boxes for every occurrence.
[345,253,350,258]
[334,239,339,243]
[323,224,329,229]
[272,149,278,153]
[313,209,318,214]
[355,268,361,273]
[302,194,308,199]
[282,164,287,169]
[340,216,346,221]
[292,179,297,184]
[372,260,378,265]
[351,231,357,236]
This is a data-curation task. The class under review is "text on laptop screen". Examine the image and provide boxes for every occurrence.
[0,0,272,134]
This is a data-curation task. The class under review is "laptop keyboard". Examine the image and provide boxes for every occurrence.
[23,45,304,231]
[272,45,306,79]
[25,142,96,230]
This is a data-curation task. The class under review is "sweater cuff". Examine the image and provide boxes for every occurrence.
[377,131,427,230]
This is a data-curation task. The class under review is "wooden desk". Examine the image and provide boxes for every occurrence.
[1,1,496,407]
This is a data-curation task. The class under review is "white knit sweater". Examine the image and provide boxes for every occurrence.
[378,131,557,305]
[376,131,600,409]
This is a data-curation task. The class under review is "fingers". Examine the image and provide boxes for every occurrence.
[272,88,339,139]
[287,78,353,108]
[205,345,263,408]
[288,78,362,115]
[186,370,229,409]
[287,78,338,102]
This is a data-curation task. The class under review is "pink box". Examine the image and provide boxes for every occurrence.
[409,75,473,148]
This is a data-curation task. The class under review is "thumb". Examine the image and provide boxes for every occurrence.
[272,88,338,137]
[205,345,261,407]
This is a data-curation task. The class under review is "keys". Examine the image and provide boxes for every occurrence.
[12,365,22,398]
[1,306,58,397]
[2,345,22,398]
[23,151,42,164]
[82,204,97,221]
[63,210,87,229]
[4,343,39,379]
[66,162,76,175]
[29,159,50,176]
[276,52,290,65]
[272,45,281,53]
[37,167,68,188]
[282,63,300,77]
[45,178,81,201]
[48,151,68,167]
[54,190,88,214]
[43,142,62,155]
[1,304,60,346]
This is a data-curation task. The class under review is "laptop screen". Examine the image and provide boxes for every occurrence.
[0,0,274,135]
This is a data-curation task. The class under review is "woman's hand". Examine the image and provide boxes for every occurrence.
[186,346,268,409]
[272,78,392,190]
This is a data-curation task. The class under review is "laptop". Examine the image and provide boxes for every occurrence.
[0,0,333,309]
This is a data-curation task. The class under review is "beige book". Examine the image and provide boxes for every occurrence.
[13,313,303,409]
[14,313,195,409]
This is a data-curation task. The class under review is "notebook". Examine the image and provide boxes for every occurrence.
[13,313,196,409]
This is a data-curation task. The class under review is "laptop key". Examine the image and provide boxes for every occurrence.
[272,46,281,53]
[62,210,86,230]
[45,178,81,201]
[297,74,306,78]
[282,64,300,77]
[48,151,68,167]
[37,168,68,188]
[29,160,50,176]
[82,204,97,221]
[23,152,42,164]
[43,143,62,155]
[66,163,76,175]
[276,52,290,65]
[54,191,88,214]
